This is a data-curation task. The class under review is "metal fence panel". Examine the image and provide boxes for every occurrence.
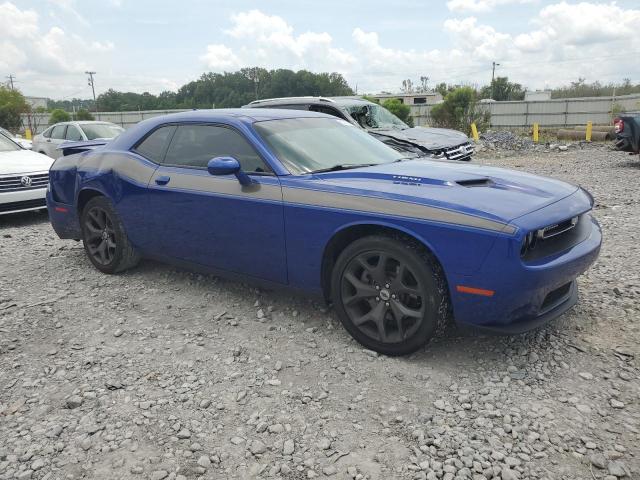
[408,93,640,128]
[21,109,188,134]
[19,93,640,134]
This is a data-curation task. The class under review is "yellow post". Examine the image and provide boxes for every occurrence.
[533,123,539,143]
[470,123,479,141]
[585,121,593,142]
[25,128,32,140]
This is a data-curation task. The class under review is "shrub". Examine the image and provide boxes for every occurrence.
[75,109,95,121]
[0,86,29,131]
[430,87,490,135]
[49,109,71,124]
[381,98,414,127]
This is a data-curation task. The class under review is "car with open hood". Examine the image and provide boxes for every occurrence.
[243,96,475,161]
[0,131,53,215]
[46,109,600,356]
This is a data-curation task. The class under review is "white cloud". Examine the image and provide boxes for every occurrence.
[200,4,639,93]
[46,0,89,26]
[202,9,356,73]
[0,1,121,97]
[517,1,640,48]
[201,44,241,70]
[446,0,534,13]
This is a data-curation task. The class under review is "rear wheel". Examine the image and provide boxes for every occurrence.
[331,235,447,356]
[80,196,140,274]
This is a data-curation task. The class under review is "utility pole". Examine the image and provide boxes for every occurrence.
[6,74,15,90]
[251,67,259,100]
[85,71,97,112]
[491,62,500,99]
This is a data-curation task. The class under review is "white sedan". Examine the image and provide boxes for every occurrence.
[0,133,53,215]
[32,121,124,158]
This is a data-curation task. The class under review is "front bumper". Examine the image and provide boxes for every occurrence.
[450,213,601,334]
[0,188,47,215]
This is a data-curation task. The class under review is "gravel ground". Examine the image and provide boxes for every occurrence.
[0,146,638,480]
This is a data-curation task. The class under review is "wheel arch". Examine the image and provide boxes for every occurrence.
[76,188,107,217]
[320,221,449,303]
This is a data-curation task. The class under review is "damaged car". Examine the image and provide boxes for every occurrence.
[47,109,601,356]
[243,96,475,161]
[614,115,640,155]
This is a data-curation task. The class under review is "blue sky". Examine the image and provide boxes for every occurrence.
[2,0,639,99]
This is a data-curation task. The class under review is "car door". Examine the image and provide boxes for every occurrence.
[45,125,67,158]
[65,124,84,142]
[144,123,287,284]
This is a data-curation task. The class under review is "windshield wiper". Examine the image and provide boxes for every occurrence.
[309,163,378,174]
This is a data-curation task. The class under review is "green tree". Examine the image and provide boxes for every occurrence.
[74,109,94,120]
[0,86,29,131]
[480,77,525,101]
[430,87,490,134]
[381,98,414,127]
[551,78,640,98]
[49,109,71,124]
[93,68,354,112]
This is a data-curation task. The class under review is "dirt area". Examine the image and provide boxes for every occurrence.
[0,146,638,480]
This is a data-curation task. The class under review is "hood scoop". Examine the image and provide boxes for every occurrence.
[456,178,494,188]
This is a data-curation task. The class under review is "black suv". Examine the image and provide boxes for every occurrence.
[243,96,475,161]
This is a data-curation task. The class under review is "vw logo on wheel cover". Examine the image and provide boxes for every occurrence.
[20,176,32,187]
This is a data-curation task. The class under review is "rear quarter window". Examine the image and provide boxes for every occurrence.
[133,125,177,163]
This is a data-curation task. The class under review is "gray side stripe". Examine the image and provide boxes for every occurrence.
[283,187,516,234]
[89,154,515,234]
[155,171,282,201]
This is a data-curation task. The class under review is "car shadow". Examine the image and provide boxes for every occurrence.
[0,210,49,229]
[60,250,577,368]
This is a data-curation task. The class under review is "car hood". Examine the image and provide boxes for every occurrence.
[313,159,580,224]
[0,150,54,174]
[370,126,470,150]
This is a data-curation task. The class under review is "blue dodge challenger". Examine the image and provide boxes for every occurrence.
[47,109,601,355]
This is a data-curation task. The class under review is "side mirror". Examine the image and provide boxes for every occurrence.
[207,156,253,186]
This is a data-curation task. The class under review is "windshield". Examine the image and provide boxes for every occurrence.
[344,103,408,130]
[0,127,13,138]
[81,123,124,140]
[254,117,406,175]
[0,133,20,152]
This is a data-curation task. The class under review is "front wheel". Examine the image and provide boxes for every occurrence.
[331,235,447,356]
[80,196,140,274]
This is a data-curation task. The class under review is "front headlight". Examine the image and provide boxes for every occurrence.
[520,230,537,256]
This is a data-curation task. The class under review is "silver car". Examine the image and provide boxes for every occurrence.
[32,121,125,158]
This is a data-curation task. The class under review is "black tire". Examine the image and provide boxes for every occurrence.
[331,235,448,356]
[80,196,140,274]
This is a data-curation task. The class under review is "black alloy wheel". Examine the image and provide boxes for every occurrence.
[332,235,446,356]
[80,196,140,274]
[84,205,116,266]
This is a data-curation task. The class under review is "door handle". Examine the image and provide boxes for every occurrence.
[155,175,171,186]
[46,139,51,142]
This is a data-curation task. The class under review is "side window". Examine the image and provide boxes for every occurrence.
[273,104,310,111]
[65,125,83,141]
[309,105,344,119]
[133,125,176,163]
[163,125,270,173]
[51,125,66,140]
[43,128,52,138]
